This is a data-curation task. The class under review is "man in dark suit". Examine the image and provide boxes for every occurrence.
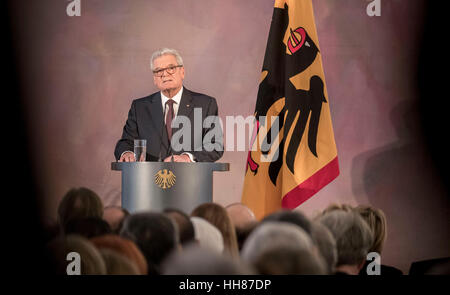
[114,48,223,162]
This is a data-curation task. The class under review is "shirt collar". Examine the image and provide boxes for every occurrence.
[161,86,183,106]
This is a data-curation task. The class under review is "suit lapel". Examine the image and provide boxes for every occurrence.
[177,88,194,119]
[146,92,169,157]
[172,88,194,138]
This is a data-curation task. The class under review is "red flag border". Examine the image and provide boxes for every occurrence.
[281,156,339,209]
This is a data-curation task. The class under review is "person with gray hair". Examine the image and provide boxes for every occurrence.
[115,47,223,163]
[162,244,253,275]
[241,221,315,264]
[317,210,373,275]
[190,216,224,254]
[310,221,338,274]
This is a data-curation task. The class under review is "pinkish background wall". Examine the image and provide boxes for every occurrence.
[10,0,449,273]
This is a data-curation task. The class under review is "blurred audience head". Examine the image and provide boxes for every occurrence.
[225,203,256,229]
[190,216,224,254]
[162,244,253,275]
[47,234,106,275]
[99,248,140,275]
[64,217,112,238]
[120,212,178,274]
[354,205,387,254]
[191,203,239,258]
[102,206,129,234]
[320,203,354,216]
[235,220,259,251]
[262,209,312,235]
[253,246,327,275]
[310,221,338,274]
[57,187,103,229]
[90,234,148,275]
[164,208,195,246]
[241,221,314,265]
[317,210,373,275]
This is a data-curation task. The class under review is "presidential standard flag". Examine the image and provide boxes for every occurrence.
[242,0,339,220]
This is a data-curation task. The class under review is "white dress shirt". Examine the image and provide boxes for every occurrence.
[161,86,183,120]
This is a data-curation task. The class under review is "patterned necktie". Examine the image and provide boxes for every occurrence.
[165,99,176,141]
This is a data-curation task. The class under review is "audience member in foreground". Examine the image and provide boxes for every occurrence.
[164,208,196,247]
[262,209,313,235]
[103,206,130,234]
[317,210,373,275]
[99,248,140,275]
[241,221,315,265]
[225,202,256,229]
[64,217,112,238]
[310,221,338,274]
[191,203,239,259]
[47,234,106,275]
[355,205,402,275]
[90,234,148,275]
[57,187,104,231]
[253,246,327,275]
[225,203,258,251]
[190,216,224,254]
[47,187,413,276]
[120,212,179,274]
[162,244,253,275]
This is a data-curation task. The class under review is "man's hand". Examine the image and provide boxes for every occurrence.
[119,151,136,162]
[164,154,192,162]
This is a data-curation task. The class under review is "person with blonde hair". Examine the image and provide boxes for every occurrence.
[191,203,239,259]
[355,205,402,275]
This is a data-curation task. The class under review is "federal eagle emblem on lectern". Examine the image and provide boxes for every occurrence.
[154,169,176,189]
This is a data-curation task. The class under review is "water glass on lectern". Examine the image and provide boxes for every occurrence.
[134,139,146,162]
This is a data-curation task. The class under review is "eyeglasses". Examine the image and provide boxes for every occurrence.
[153,65,183,77]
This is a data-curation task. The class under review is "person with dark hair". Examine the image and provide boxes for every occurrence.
[63,217,112,239]
[119,212,179,274]
[103,206,130,234]
[262,209,312,235]
[163,208,195,246]
[57,187,104,230]
[235,221,259,252]
[191,203,239,259]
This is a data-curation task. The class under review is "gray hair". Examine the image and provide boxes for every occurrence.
[190,217,224,254]
[150,48,184,71]
[241,221,314,264]
[310,221,338,274]
[317,210,373,267]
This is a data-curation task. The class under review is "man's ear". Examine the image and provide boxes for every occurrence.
[180,67,185,80]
